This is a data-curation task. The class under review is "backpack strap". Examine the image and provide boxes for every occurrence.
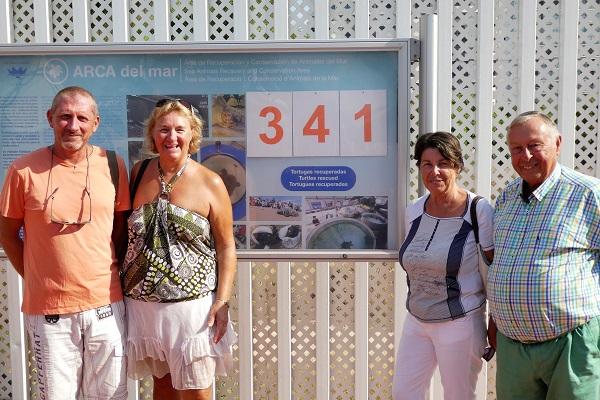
[130,158,152,202]
[470,195,483,244]
[106,150,119,202]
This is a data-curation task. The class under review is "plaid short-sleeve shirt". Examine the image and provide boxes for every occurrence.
[489,164,600,342]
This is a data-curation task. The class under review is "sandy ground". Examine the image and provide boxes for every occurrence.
[487,358,497,399]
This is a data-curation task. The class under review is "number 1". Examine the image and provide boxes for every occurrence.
[354,103,372,143]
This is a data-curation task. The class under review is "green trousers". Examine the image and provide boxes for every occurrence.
[496,316,600,400]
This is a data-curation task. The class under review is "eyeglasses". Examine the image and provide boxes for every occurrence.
[155,98,193,113]
[49,146,92,226]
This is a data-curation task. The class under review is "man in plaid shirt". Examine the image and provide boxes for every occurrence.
[488,111,600,400]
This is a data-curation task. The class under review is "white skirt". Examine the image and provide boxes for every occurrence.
[125,294,237,390]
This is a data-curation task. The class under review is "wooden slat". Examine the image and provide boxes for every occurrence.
[277,261,292,400]
[395,0,412,39]
[7,265,26,400]
[558,0,579,167]
[238,261,254,399]
[436,0,453,131]
[72,0,89,42]
[274,0,289,40]
[234,0,248,40]
[354,262,369,400]
[518,0,537,112]
[316,261,330,400]
[0,0,11,43]
[355,0,369,39]
[475,0,494,198]
[154,0,170,41]
[315,0,329,39]
[112,0,129,42]
[33,0,51,43]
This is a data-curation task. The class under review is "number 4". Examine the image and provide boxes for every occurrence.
[303,105,329,143]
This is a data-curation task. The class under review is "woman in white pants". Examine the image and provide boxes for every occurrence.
[393,131,494,400]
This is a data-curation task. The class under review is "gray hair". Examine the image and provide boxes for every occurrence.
[508,111,560,139]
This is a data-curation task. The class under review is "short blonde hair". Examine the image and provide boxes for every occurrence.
[144,100,203,154]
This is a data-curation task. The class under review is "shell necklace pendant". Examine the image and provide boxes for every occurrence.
[158,157,189,200]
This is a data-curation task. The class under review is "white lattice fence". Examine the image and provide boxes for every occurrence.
[370,0,397,38]
[209,0,234,40]
[289,0,315,39]
[248,0,274,40]
[129,0,155,41]
[0,265,10,400]
[11,0,35,43]
[408,0,437,202]
[51,0,73,43]
[535,0,561,120]
[170,0,193,41]
[290,262,317,400]
[1,1,600,399]
[575,0,600,177]
[89,0,114,42]
[330,0,356,39]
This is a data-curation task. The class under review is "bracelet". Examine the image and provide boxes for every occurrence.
[215,298,229,307]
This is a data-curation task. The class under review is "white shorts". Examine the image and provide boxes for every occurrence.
[125,293,237,390]
[25,301,127,400]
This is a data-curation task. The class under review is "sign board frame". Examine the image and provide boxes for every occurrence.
[0,39,413,259]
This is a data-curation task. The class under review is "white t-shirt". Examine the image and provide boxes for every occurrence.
[399,191,494,321]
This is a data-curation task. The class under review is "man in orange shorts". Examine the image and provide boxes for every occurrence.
[0,86,130,399]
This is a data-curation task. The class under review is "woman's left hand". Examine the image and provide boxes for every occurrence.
[208,300,230,344]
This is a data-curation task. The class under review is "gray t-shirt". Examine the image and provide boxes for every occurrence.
[399,191,494,321]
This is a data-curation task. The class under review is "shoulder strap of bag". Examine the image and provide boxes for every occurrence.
[130,158,152,202]
[106,150,119,202]
[470,195,483,244]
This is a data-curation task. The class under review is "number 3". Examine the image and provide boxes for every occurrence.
[259,106,283,144]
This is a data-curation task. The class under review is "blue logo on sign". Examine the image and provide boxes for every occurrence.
[281,166,356,191]
[7,67,27,78]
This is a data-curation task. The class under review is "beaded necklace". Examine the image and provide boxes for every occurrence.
[157,157,189,200]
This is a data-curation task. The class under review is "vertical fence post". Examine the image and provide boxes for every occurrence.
[6,262,27,400]
[112,0,129,42]
[277,261,292,400]
[192,0,208,41]
[354,262,369,400]
[238,261,253,399]
[33,0,51,43]
[436,0,452,132]
[0,0,12,43]
[154,0,170,41]
[316,261,330,400]
[418,14,438,196]
[233,0,248,40]
[72,0,89,42]
[518,1,537,112]
[315,0,329,39]
[558,0,579,168]
[475,0,494,199]
[274,0,288,40]
[355,0,369,39]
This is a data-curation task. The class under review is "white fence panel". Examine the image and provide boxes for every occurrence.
[1,1,599,399]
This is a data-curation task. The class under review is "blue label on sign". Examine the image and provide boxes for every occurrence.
[281,166,356,191]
